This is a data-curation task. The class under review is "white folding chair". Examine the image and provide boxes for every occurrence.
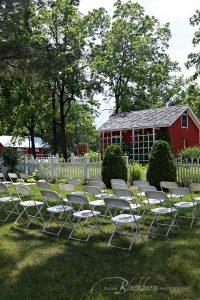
[113,188,141,212]
[88,180,106,190]
[170,187,197,228]
[132,180,150,188]
[41,190,72,236]
[14,185,45,228]
[67,194,101,243]
[0,173,7,183]
[138,185,157,197]
[160,181,179,197]
[111,179,127,189]
[58,183,84,198]
[67,178,82,186]
[36,181,52,190]
[146,191,178,238]
[104,197,145,251]
[0,182,20,222]
[189,183,200,226]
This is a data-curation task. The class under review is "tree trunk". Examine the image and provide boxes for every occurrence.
[59,85,68,161]
[52,84,58,155]
[29,119,36,159]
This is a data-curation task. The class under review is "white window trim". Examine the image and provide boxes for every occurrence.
[181,113,188,129]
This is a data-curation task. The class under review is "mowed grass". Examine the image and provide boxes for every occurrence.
[0,184,200,300]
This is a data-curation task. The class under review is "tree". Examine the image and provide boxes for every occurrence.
[102,144,127,188]
[146,140,176,188]
[186,10,200,79]
[92,0,181,113]
[31,0,105,160]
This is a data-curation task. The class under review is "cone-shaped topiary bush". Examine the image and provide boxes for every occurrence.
[102,144,127,188]
[147,140,176,188]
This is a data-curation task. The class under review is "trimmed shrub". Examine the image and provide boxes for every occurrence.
[130,163,142,182]
[156,128,172,149]
[1,148,20,173]
[180,147,200,162]
[147,140,176,188]
[102,144,127,188]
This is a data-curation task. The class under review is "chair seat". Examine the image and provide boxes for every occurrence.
[70,191,85,195]
[174,202,195,208]
[20,200,44,207]
[90,200,105,207]
[130,203,142,210]
[143,199,165,205]
[73,210,101,219]
[95,193,114,199]
[63,198,68,202]
[150,207,177,215]
[194,197,200,201]
[47,205,72,213]
[137,192,145,197]
[0,196,19,203]
[170,194,184,199]
[118,196,134,201]
[112,214,141,224]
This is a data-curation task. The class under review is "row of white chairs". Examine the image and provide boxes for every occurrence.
[1,179,200,251]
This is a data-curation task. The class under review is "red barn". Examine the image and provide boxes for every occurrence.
[98,105,200,163]
[0,135,46,156]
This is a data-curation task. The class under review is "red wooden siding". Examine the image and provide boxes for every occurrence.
[168,113,200,155]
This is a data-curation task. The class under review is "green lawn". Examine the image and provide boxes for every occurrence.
[0,185,200,299]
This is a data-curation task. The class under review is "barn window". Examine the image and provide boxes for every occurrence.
[181,113,188,128]
[112,136,120,144]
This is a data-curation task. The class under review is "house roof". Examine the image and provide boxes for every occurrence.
[0,136,46,148]
[98,105,194,131]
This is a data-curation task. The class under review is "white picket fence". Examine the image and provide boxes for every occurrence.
[176,157,200,185]
[19,155,103,180]
[19,155,200,184]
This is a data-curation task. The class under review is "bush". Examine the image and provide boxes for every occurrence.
[180,147,200,161]
[130,163,142,182]
[1,148,20,173]
[156,128,172,149]
[102,144,127,188]
[147,140,176,188]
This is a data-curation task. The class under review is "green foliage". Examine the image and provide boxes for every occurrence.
[87,151,101,160]
[180,147,200,161]
[92,0,181,113]
[129,163,142,182]
[147,140,176,187]
[186,10,200,79]
[156,128,172,148]
[1,148,20,173]
[101,144,127,188]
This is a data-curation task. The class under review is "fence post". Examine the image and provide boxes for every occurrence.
[84,156,90,180]
[125,155,129,183]
[51,156,55,179]
[25,156,28,174]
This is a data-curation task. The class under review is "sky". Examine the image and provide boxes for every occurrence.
[79,0,199,128]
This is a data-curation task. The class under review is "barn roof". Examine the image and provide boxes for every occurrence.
[98,105,192,131]
[0,136,46,148]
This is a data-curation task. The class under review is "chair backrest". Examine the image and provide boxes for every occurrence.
[0,182,9,193]
[15,185,31,196]
[8,173,18,180]
[88,180,106,189]
[111,183,127,190]
[111,179,126,186]
[189,183,200,193]
[138,185,157,193]
[20,173,28,180]
[113,188,132,198]
[145,191,168,202]
[67,194,89,205]
[85,186,101,195]
[58,183,74,193]
[37,181,52,190]
[67,178,81,186]
[104,197,131,210]
[41,190,60,200]
[160,181,178,190]
[132,180,150,187]
[169,187,190,197]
